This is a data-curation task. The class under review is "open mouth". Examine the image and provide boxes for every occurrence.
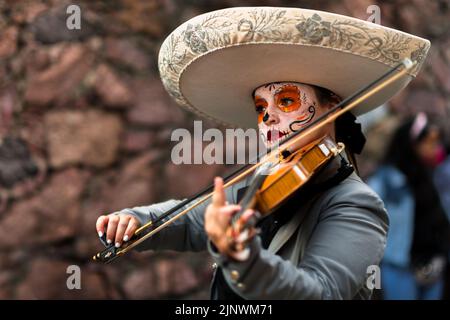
[267,129,290,143]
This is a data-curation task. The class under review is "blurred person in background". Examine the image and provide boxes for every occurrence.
[433,139,450,222]
[432,130,450,299]
[368,112,450,300]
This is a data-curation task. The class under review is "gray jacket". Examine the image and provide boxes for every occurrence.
[122,158,389,300]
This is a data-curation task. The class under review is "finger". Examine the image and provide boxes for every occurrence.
[96,215,109,237]
[241,209,256,223]
[236,228,256,243]
[106,215,119,245]
[114,215,131,247]
[239,209,259,231]
[217,205,241,226]
[230,209,255,237]
[123,218,140,242]
[212,177,226,207]
[218,205,242,217]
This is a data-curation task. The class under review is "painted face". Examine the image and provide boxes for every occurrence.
[253,82,333,149]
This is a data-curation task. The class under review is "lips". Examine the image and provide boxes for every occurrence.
[267,129,290,142]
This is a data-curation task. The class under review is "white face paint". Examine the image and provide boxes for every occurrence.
[253,82,335,150]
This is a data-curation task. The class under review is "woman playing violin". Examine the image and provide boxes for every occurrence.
[94,7,430,299]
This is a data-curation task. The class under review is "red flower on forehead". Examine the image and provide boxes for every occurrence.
[263,81,284,91]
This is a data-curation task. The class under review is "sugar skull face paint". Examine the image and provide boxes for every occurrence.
[255,96,268,124]
[274,84,302,113]
[255,84,303,124]
[289,104,316,132]
[253,82,333,149]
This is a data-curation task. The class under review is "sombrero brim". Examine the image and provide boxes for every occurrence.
[158,7,430,129]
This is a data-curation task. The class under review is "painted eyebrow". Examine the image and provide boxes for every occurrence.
[254,97,267,104]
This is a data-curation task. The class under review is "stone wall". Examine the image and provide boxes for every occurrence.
[0,0,449,299]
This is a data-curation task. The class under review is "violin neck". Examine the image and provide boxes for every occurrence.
[231,171,267,226]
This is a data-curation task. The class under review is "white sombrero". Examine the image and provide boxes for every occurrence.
[158,7,430,129]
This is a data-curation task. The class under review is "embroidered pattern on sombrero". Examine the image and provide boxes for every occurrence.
[158,7,430,119]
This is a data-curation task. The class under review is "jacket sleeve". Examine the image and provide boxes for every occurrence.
[119,179,244,252]
[120,198,209,252]
[208,181,389,299]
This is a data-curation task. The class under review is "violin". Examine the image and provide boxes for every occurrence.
[225,135,345,254]
[93,58,415,263]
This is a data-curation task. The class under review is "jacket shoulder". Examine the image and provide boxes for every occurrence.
[316,172,389,225]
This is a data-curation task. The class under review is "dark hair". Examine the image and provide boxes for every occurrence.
[312,85,366,173]
[312,85,341,106]
[384,117,449,264]
[383,116,434,181]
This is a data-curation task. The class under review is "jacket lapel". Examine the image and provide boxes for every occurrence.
[267,203,309,254]
[267,191,322,255]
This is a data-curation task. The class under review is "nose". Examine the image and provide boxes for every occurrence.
[263,106,279,126]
